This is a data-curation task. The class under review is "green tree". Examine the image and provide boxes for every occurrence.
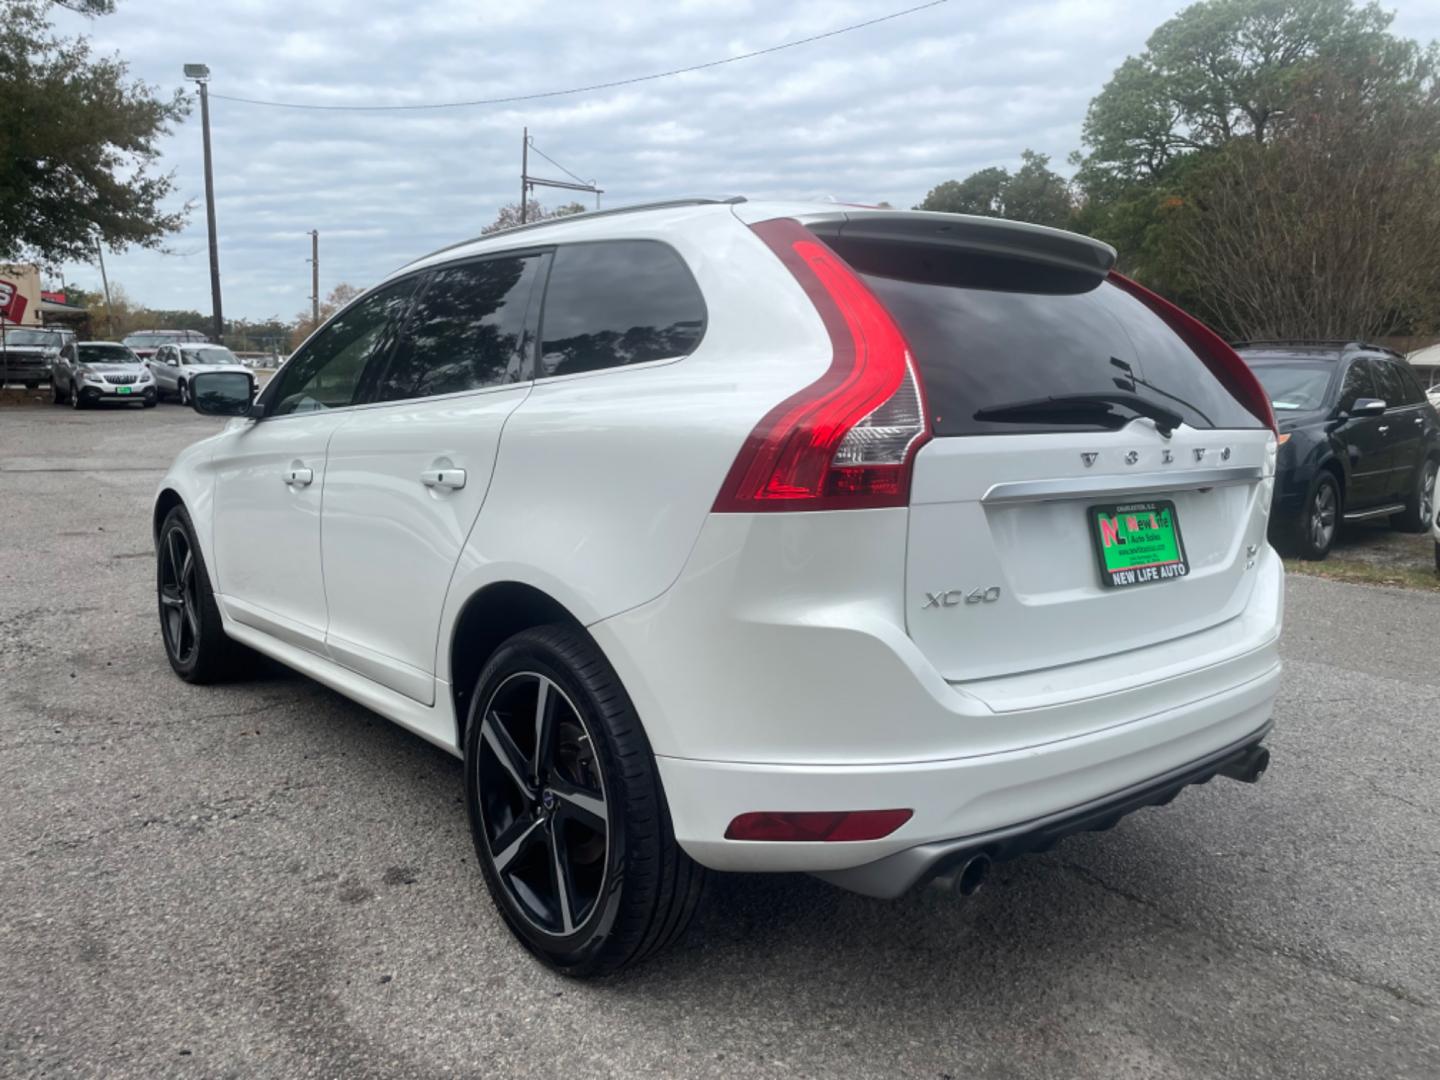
[1077,0,1425,187]
[0,1,189,266]
[1159,68,1440,339]
[915,151,1072,229]
[1071,0,1440,333]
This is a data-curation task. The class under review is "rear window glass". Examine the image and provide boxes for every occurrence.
[827,238,1261,437]
[538,240,705,377]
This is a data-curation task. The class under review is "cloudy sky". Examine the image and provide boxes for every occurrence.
[51,0,1440,322]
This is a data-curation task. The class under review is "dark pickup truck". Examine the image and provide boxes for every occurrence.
[0,327,67,388]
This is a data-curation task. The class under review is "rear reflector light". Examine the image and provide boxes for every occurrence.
[724,809,913,842]
[711,218,930,512]
[1108,272,1277,435]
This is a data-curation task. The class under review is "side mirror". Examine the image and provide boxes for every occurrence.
[1349,398,1387,418]
[190,371,255,417]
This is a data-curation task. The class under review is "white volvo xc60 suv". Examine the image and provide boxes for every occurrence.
[156,199,1282,975]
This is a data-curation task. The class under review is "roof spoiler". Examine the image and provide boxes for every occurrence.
[802,211,1116,280]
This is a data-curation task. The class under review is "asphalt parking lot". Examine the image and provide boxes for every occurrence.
[2,404,1438,1079]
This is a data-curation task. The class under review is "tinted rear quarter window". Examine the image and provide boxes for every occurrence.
[1378,359,1424,406]
[539,240,705,377]
[826,237,1260,436]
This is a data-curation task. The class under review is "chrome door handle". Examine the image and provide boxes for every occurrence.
[1415,417,1424,425]
[421,468,467,491]
[284,467,313,486]
[1378,425,1389,434]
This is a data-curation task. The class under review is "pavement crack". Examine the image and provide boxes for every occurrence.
[1049,857,1433,1010]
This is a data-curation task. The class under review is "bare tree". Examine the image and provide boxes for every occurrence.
[1167,71,1440,341]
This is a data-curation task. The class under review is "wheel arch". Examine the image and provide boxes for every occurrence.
[447,581,590,747]
[153,487,186,546]
[1317,454,1345,504]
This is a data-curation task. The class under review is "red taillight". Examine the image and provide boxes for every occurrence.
[724,809,913,842]
[1108,271,1277,435]
[711,218,930,512]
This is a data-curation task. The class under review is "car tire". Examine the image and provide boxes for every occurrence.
[1435,541,1440,575]
[156,505,253,683]
[178,380,190,406]
[69,382,86,410]
[142,397,156,408]
[1391,457,1437,533]
[464,624,706,977]
[1292,472,1340,560]
[51,379,66,405]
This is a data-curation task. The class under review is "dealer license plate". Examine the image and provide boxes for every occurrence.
[1088,500,1188,588]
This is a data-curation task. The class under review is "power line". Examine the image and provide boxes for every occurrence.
[209,0,949,112]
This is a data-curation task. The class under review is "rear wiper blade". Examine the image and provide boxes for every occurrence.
[972,392,1184,436]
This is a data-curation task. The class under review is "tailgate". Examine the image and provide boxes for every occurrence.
[906,427,1273,682]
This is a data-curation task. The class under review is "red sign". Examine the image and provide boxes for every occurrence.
[41,290,66,305]
[0,279,29,324]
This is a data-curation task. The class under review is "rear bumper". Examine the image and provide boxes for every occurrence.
[813,722,1271,898]
[655,657,1279,882]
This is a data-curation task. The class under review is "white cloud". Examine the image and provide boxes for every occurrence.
[44,0,1440,318]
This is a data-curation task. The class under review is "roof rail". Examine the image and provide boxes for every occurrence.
[408,196,748,266]
[1231,338,1402,358]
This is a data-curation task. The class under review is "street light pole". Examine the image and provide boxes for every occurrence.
[185,64,224,344]
[309,230,319,326]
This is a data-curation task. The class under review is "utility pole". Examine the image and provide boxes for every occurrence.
[184,64,224,344]
[519,129,602,227]
[308,230,319,326]
[520,127,529,224]
[94,237,115,339]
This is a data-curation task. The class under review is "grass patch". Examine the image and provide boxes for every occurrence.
[1284,555,1440,592]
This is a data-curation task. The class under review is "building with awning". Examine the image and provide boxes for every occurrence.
[1407,343,1440,391]
[39,292,90,333]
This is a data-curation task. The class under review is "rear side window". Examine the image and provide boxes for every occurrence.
[828,239,1261,436]
[1376,359,1424,406]
[374,254,542,402]
[538,240,705,377]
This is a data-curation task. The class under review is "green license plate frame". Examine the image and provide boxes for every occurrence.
[1088,500,1189,588]
[116,386,132,395]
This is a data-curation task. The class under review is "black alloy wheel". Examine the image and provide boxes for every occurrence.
[158,523,201,667]
[155,506,252,683]
[464,625,706,976]
[476,671,610,939]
